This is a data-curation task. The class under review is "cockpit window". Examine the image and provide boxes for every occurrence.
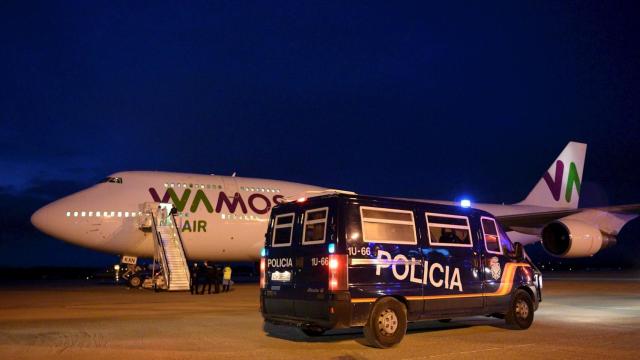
[99,177,123,184]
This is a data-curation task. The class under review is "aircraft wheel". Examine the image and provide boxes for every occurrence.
[505,289,534,330]
[363,297,407,348]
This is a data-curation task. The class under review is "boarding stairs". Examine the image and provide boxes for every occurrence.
[143,203,191,291]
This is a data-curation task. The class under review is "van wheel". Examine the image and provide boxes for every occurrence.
[128,275,142,288]
[505,289,534,330]
[363,297,407,348]
[301,327,325,337]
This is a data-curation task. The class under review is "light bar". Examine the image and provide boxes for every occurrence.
[460,199,471,208]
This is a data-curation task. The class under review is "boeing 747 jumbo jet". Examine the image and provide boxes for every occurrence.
[32,142,639,264]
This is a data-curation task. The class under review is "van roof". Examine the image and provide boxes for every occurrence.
[283,193,496,219]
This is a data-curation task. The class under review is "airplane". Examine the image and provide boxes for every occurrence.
[31,141,639,263]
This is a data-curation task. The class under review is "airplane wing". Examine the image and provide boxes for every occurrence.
[497,204,640,233]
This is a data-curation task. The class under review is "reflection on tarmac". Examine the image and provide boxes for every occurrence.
[0,274,638,359]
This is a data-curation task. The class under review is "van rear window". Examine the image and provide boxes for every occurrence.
[272,213,295,247]
[426,213,472,247]
[360,207,417,244]
[303,207,328,245]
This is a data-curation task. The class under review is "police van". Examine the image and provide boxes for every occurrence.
[260,193,542,348]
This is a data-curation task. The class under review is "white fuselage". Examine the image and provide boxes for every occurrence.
[31,171,325,261]
[31,171,547,262]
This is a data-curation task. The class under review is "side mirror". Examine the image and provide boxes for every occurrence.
[513,242,524,261]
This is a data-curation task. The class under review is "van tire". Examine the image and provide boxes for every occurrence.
[363,297,407,348]
[301,327,325,337]
[505,289,534,330]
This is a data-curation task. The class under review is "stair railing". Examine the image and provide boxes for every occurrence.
[169,213,191,287]
[150,209,170,290]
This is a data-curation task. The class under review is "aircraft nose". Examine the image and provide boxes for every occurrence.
[31,201,64,238]
[31,203,52,234]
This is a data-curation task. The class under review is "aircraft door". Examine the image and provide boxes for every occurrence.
[222,176,238,194]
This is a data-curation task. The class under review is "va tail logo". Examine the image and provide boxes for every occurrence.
[543,160,581,202]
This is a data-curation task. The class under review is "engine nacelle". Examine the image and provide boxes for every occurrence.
[541,219,616,258]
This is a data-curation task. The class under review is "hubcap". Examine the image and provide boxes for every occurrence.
[377,309,398,336]
[515,299,529,320]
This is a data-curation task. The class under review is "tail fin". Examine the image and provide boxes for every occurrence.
[518,141,587,209]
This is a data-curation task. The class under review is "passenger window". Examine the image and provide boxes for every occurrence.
[360,207,417,244]
[481,217,502,254]
[272,213,295,247]
[426,213,473,247]
[302,207,328,245]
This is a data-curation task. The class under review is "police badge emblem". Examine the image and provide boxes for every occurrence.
[489,257,501,280]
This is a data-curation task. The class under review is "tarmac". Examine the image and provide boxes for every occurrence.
[0,275,639,359]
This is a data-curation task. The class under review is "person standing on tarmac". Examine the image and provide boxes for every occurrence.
[223,265,232,292]
[215,264,223,294]
[189,262,199,295]
[197,262,208,295]
[202,261,215,294]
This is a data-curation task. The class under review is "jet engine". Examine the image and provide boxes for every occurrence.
[541,219,616,258]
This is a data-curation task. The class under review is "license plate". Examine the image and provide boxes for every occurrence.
[271,271,292,282]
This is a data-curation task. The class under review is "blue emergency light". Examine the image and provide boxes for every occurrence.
[260,247,267,257]
[328,243,336,254]
[460,199,471,208]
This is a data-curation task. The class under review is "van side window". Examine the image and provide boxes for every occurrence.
[302,207,328,245]
[426,213,473,247]
[272,213,295,247]
[481,217,502,254]
[360,207,417,244]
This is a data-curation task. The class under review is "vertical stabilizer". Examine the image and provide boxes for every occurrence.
[518,142,587,209]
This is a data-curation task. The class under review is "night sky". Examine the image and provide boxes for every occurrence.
[1,1,639,268]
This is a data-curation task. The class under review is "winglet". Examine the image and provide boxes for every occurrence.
[518,142,587,209]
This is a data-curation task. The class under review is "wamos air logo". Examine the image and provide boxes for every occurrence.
[543,160,581,203]
[148,188,285,214]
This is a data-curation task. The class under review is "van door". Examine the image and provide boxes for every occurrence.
[291,206,336,301]
[348,205,423,319]
[480,216,512,310]
[265,203,336,318]
[422,212,483,316]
